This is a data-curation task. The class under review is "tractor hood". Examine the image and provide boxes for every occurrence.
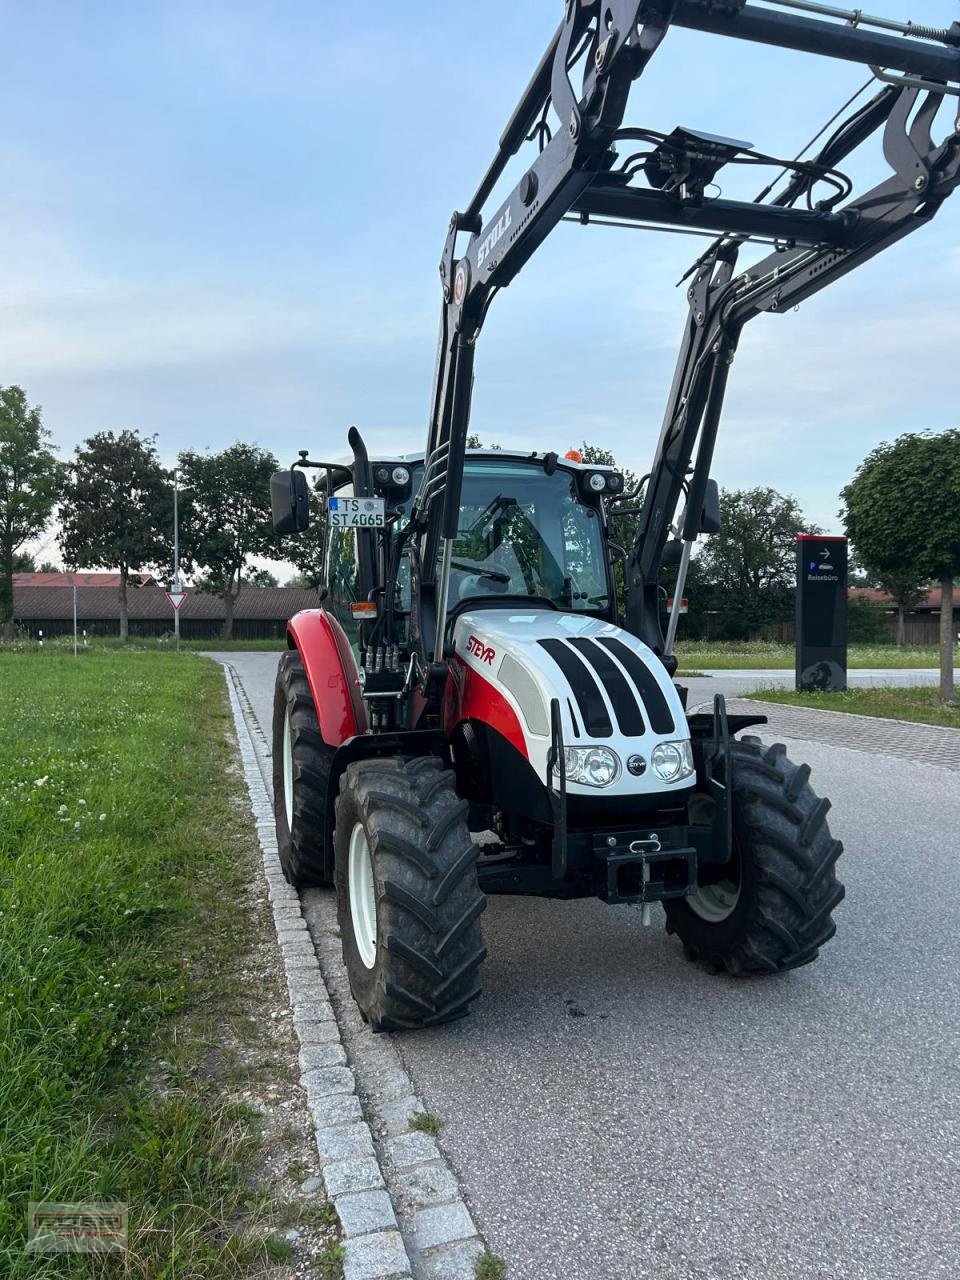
[445,609,694,798]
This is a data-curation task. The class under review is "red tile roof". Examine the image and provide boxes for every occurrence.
[14,572,156,588]
[849,586,950,610]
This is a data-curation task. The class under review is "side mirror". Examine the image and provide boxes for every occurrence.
[699,479,721,535]
[271,468,310,535]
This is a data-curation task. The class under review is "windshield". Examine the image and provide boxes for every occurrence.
[439,460,610,612]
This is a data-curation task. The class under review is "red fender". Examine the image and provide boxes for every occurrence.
[443,654,528,759]
[287,609,367,746]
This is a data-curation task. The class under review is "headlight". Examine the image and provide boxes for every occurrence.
[554,746,621,788]
[587,472,607,492]
[391,465,410,485]
[650,740,695,783]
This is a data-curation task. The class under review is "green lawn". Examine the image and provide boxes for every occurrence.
[12,635,288,653]
[673,641,945,670]
[0,652,317,1276]
[744,685,960,729]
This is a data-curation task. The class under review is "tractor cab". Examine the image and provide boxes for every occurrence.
[401,450,620,620]
[313,449,626,658]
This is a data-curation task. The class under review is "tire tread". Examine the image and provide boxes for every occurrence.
[334,756,486,1030]
[666,738,844,976]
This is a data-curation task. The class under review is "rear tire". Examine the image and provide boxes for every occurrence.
[334,757,487,1031]
[664,736,844,975]
[273,650,334,887]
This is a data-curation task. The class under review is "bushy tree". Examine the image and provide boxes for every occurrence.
[842,429,960,700]
[178,443,280,640]
[243,567,279,588]
[696,487,819,639]
[0,387,65,640]
[875,573,928,647]
[847,595,891,645]
[59,429,172,642]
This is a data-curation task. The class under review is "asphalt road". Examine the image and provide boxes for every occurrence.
[216,653,960,1280]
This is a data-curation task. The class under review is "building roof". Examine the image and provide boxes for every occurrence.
[14,572,156,588]
[13,584,318,622]
[849,586,950,610]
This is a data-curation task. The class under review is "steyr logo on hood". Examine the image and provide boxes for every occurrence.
[466,635,496,665]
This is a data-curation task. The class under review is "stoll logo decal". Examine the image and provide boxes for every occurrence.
[466,635,496,665]
[476,206,512,268]
[27,1202,128,1253]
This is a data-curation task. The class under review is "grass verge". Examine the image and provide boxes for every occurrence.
[744,685,959,729]
[10,635,288,653]
[0,650,337,1277]
[673,641,945,670]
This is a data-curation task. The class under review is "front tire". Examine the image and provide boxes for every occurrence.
[334,757,487,1031]
[664,736,844,975]
[272,650,334,887]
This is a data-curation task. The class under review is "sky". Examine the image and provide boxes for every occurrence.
[3,0,958,575]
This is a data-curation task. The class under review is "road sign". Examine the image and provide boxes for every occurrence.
[166,591,186,611]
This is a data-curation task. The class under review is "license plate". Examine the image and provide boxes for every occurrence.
[327,497,385,528]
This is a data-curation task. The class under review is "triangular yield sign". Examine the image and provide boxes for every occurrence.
[166,591,187,611]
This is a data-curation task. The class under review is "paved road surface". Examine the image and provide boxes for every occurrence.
[214,653,960,1280]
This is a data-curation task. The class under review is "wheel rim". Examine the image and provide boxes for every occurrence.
[688,878,740,923]
[282,709,295,831]
[686,791,741,923]
[348,822,377,969]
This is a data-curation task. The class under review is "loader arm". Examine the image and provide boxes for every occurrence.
[413,0,960,673]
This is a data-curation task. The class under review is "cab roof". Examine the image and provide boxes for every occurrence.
[383,448,618,472]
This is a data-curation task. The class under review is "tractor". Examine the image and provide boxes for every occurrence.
[269,0,960,1030]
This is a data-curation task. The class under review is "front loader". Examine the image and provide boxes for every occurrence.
[270,0,960,1030]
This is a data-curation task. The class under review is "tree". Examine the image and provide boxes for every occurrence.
[697,487,819,639]
[243,567,279,588]
[842,430,960,701]
[178,443,280,640]
[0,387,65,640]
[10,552,58,574]
[875,573,928,647]
[59,430,172,643]
[847,595,890,645]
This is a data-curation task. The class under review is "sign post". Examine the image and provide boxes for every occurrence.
[796,535,848,692]
[172,471,181,654]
